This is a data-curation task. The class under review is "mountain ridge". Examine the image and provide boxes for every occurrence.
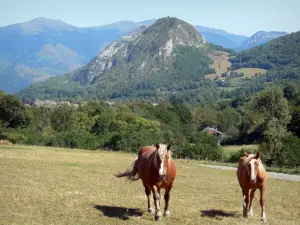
[195,25,248,48]
[236,30,288,52]
[0,17,289,93]
[19,17,225,102]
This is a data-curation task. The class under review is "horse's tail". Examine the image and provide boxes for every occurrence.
[114,158,140,181]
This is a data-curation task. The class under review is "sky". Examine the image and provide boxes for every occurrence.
[0,0,299,36]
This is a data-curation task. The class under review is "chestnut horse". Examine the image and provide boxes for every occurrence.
[237,152,267,222]
[115,143,176,221]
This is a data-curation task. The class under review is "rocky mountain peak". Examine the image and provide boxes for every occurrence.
[72,17,207,84]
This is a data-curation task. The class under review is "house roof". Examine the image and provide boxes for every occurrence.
[202,126,224,135]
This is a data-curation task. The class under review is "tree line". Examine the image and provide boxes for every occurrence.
[1,84,300,169]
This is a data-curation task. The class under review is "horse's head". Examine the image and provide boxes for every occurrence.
[245,152,261,184]
[155,143,171,180]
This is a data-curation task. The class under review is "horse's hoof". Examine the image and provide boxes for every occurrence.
[164,210,171,216]
[155,215,162,221]
[148,208,155,213]
[261,217,267,223]
[249,210,253,217]
[155,211,162,220]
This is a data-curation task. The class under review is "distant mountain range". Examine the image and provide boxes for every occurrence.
[0,17,288,93]
[19,17,229,102]
[235,31,288,52]
[0,18,154,93]
[195,25,248,49]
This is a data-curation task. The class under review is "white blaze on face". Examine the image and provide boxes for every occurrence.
[250,160,256,181]
[159,160,164,176]
[157,146,166,177]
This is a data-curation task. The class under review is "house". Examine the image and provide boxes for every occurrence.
[202,126,225,145]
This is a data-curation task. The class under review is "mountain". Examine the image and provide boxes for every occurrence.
[0,18,153,93]
[19,17,233,102]
[0,17,288,94]
[195,26,248,49]
[236,31,288,52]
[95,19,156,32]
[230,31,300,70]
[228,30,300,91]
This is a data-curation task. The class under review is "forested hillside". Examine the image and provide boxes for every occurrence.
[230,31,300,70]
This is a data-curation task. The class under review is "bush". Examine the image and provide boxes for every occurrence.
[281,135,300,167]
[263,134,300,168]
[44,130,103,150]
[226,148,256,163]
[0,131,27,144]
[104,126,162,152]
[172,132,222,160]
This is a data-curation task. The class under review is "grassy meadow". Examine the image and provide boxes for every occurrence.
[205,50,266,84]
[1,145,300,225]
[222,145,258,156]
[205,51,231,80]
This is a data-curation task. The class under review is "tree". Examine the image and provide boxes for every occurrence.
[245,87,291,164]
[50,104,78,132]
[193,106,217,130]
[217,107,241,132]
[0,94,30,128]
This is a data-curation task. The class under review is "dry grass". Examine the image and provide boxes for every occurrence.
[0,140,13,146]
[205,52,266,82]
[1,145,300,225]
[205,51,231,80]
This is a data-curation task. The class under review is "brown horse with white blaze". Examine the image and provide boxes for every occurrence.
[115,143,176,221]
[237,152,267,222]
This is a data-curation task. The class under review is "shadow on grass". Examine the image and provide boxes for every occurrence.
[201,209,240,220]
[93,204,144,220]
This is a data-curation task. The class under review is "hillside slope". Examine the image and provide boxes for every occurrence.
[230,31,300,70]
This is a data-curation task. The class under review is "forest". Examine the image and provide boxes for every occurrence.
[1,82,300,170]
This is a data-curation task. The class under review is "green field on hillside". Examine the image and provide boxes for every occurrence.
[233,68,267,77]
[1,145,299,225]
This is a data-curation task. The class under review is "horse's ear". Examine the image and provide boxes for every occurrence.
[255,152,260,159]
[245,152,249,157]
[155,143,160,149]
[167,144,171,151]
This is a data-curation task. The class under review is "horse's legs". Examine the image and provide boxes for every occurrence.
[164,183,173,216]
[242,188,250,218]
[249,189,256,217]
[151,185,162,221]
[144,184,154,213]
[259,185,267,222]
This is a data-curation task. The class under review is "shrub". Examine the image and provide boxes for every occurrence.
[226,148,256,163]
[0,131,27,144]
[172,132,222,160]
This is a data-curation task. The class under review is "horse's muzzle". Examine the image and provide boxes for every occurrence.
[250,179,256,184]
[159,174,167,180]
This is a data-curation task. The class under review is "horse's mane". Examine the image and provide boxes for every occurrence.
[149,150,159,170]
[239,154,263,168]
[149,144,171,170]
[239,154,256,167]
